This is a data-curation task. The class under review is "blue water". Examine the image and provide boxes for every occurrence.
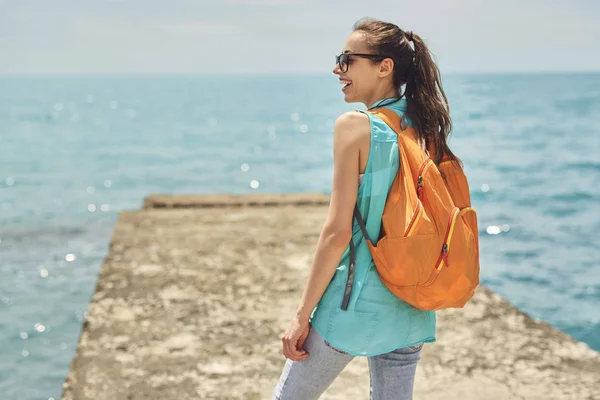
[1,74,599,399]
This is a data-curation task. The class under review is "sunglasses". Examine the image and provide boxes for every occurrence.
[335,52,390,73]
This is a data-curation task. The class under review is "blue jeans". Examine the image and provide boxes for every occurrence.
[272,326,423,400]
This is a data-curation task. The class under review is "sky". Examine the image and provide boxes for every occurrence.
[0,0,598,75]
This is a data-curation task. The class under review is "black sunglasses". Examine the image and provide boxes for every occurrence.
[335,52,390,73]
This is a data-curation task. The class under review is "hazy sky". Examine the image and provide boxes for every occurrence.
[1,0,598,74]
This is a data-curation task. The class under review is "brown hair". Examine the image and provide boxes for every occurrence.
[354,18,460,166]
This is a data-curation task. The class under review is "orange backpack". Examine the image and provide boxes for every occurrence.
[352,107,480,311]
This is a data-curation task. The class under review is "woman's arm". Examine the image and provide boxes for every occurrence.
[281,110,370,360]
[295,110,370,322]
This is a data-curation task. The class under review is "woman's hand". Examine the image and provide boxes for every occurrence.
[281,317,310,361]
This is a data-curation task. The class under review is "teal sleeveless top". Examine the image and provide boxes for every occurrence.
[309,98,436,356]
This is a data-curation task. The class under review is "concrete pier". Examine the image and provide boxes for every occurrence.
[62,194,600,400]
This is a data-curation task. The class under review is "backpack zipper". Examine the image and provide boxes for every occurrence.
[404,201,423,237]
[405,159,434,237]
[435,207,460,270]
[417,159,433,201]
[421,207,460,287]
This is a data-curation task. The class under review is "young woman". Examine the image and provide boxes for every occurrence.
[273,18,457,400]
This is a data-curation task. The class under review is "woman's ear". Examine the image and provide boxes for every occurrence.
[378,58,394,78]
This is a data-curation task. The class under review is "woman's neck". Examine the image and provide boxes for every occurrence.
[365,86,399,109]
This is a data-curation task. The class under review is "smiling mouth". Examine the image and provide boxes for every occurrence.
[340,79,352,90]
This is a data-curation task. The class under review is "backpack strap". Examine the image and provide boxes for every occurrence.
[341,237,356,311]
[370,107,404,133]
[353,205,371,243]
[341,206,371,310]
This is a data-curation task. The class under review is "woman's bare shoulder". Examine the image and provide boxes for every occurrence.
[334,111,370,142]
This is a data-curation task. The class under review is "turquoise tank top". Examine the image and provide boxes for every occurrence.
[309,98,436,356]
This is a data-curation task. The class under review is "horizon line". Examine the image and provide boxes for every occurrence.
[0,70,599,78]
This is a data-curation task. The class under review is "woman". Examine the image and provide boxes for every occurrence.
[273,18,457,400]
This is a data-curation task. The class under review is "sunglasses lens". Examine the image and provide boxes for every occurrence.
[338,54,348,72]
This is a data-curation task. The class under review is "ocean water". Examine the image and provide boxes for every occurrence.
[1,74,599,399]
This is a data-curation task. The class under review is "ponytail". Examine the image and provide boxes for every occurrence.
[404,32,458,166]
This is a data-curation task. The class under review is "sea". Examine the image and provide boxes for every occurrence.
[1,73,599,399]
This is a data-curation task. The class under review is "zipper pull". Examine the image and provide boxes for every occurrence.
[441,244,449,267]
[417,176,424,200]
